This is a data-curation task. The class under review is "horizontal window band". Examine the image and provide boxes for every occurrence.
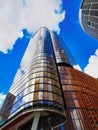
[11,76,60,94]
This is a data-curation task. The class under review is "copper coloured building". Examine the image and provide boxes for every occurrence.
[0,27,98,130]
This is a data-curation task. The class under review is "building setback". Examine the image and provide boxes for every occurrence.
[79,0,98,39]
[0,27,98,130]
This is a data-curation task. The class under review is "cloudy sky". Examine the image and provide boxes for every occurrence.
[0,0,98,107]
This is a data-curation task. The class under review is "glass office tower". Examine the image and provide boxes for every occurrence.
[79,0,98,39]
[0,27,98,130]
[0,27,66,130]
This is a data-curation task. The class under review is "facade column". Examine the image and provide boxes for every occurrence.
[31,112,40,130]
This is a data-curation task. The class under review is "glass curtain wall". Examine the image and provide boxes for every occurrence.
[80,0,98,39]
[0,27,66,129]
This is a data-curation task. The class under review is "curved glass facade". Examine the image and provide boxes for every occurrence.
[0,27,66,129]
[79,0,98,39]
[50,31,69,65]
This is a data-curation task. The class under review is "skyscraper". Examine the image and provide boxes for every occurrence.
[79,0,98,39]
[0,27,98,130]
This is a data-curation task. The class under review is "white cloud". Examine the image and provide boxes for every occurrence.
[0,0,65,53]
[84,49,98,78]
[0,93,6,109]
[73,64,82,71]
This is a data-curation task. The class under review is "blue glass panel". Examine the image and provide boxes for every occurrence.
[60,124,65,130]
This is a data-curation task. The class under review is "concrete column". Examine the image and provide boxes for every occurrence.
[31,112,40,130]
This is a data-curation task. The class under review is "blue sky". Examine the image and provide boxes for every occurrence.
[0,0,98,107]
